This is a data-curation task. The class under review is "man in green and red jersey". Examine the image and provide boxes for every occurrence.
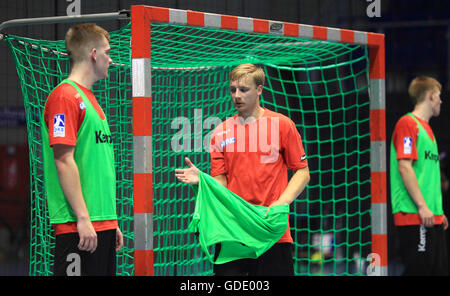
[175,63,310,275]
[390,76,448,275]
[42,23,123,276]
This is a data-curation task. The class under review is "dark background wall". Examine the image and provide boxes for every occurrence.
[0,0,448,275]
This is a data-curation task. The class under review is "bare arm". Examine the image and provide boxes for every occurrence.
[269,166,310,208]
[398,158,434,227]
[175,158,228,188]
[53,144,97,252]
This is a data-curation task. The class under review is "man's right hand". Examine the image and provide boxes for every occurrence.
[418,205,435,228]
[77,217,98,253]
[398,159,435,228]
[175,157,200,185]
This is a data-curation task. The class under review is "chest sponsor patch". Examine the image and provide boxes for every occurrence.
[79,102,86,110]
[95,130,113,144]
[403,136,412,154]
[53,114,65,138]
[220,137,236,149]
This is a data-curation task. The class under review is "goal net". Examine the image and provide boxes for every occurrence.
[3,6,385,276]
[150,22,372,276]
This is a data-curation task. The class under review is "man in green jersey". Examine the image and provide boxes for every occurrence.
[390,76,448,275]
[42,23,122,276]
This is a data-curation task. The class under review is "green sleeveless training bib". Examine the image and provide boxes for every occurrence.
[390,113,443,215]
[41,79,117,224]
[188,170,289,264]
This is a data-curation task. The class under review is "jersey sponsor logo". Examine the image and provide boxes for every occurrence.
[403,137,412,154]
[220,137,236,149]
[79,102,86,110]
[95,130,113,144]
[216,129,230,137]
[424,150,439,162]
[53,114,65,137]
[301,155,307,161]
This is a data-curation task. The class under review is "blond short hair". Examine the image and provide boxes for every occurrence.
[408,76,442,105]
[230,63,265,87]
[65,23,110,65]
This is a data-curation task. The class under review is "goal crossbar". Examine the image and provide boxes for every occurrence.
[0,10,130,33]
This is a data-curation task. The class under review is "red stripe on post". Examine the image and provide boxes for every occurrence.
[253,19,269,33]
[371,172,387,203]
[134,250,154,276]
[370,109,386,141]
[221,15,238,30]
[284,22,299,37]
[132,97,152,136]
[133,173,153,213]
[340,29,355,43]
[368,33,385,79]
[372,234,388,266]
[131,6,151,59]
[313,26,327,40]
[150,6,170,22]
[187,10,205,26]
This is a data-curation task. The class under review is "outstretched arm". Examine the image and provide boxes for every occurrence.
[175,157,228,188]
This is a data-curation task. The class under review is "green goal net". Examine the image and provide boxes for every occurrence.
[4,19,371,276]
[151,22,371,276]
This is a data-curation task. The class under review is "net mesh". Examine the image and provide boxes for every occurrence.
[4,19,372,276]
[151,23,372,276]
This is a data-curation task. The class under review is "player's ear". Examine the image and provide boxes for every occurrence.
[426,89,435,101]
[256,84,263,95]
[90,47,97,62]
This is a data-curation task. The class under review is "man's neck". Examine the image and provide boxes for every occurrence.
[67,63,97,90]
[238,106,265,122]
[411,104,432,123]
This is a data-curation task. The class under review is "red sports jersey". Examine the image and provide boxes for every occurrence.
[44,82,105,147]
[392,114,434,161]
[391,113,443,226]
[210,108,308,243]
[44,80,116,235]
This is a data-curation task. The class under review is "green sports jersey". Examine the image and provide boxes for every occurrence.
[41,79,117,224]
[390,113,443,215]
[188,170,289,264]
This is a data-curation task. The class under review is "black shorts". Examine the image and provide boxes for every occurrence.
[213,243,294,276]
[53,229,117,276]
[397,224,448,276]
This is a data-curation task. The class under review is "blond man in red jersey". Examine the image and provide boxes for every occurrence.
[176,63,310,275]
[43,23,122,275]
[390,76,447,275]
